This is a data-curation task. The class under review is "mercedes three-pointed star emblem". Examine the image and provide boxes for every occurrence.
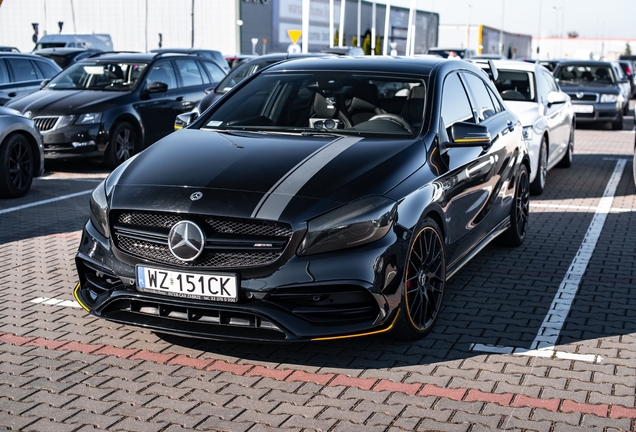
[168,221,206,262]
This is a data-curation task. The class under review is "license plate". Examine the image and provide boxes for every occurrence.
[136,266,238,302]
[573,104,594,114]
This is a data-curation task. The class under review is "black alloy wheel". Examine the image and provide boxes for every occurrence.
[557,124,574,168]
[104,122,137,169]
[530,136,547,195]
[0,133,34,198]
[393,218,446,340]
[500,164,530,246]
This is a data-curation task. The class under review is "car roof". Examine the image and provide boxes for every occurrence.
[34,47,100,55]
[482,59,538,72]
[556,60,612,66]
[0,52,54,60]
[77,51,216,62]
[263,55,451,75]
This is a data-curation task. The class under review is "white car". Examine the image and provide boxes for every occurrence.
[478,60,576,195]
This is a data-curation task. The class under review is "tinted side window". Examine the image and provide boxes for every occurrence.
[145,61,177,89]
[0,60,9,84]
[201,61,226,83]
[6,58,39,82]
[441,73,474,127]
[35,60,59,78]
[175,59,204,87]
[461,72,497,122]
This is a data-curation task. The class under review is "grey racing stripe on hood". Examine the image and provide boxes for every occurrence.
[251,136,363,220]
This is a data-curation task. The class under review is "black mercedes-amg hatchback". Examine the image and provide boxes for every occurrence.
[74,56,530,342]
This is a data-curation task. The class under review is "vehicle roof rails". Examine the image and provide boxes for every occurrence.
[153,51,200,58]
[87,51,142,58]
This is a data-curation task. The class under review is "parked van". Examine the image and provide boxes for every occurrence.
[33,34,113,51]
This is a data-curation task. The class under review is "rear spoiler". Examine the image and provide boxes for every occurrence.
[470,59,499,82]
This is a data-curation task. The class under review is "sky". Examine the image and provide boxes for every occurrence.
[382,0,635,40]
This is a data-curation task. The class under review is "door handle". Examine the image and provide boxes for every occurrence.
[8,92,16,97]
[507,120,515,131]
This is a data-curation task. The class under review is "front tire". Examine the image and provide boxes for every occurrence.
[0,134,34,198]
[392,218,446,340]
[529,136,547,195]
[612,112,624,130]
[104,122,137,169]
[499,164,529,247]
[557,124,574,168]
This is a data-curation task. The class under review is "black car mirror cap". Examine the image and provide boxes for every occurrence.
[547,91,567,106]
[146,81,169,94]
[445,122,492,149]
[174,112,198,130]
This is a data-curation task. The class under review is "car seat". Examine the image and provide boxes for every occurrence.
[399,86,426,131]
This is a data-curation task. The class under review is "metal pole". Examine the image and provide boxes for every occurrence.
[406,0,414,55]
[338,0,345,47]
[145,0,148,52]
[371,0,376,55]
[382,0,391,55]
[499,0,504,55]
[357,0,361,47]
[536,0,541,56]
[70,0,76,33]
[302,0,310,53]
[191,0,195,47]
[329,0,334,48]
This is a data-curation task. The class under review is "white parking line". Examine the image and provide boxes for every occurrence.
[30,297,81,308]
[471,158,627,363]
[0,190,92,215]
[530,202,635,213]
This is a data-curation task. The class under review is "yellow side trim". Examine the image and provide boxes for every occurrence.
[311,310,400,341]
[478,24,483,55]
[454,138,490,143]
[73,282,91,312]
[173,125,183,130]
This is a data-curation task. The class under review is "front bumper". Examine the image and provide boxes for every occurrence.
[572,103,621,123]
[42,124,109,159]
[74,219,407,343]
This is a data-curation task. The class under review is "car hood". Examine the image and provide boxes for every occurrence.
[109,129,425,224]
[557,82,620,94]
[503,101,540,127]
[4,89,130,115]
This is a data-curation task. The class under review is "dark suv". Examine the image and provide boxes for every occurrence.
[553,60,628,130]
[5,51,227,168]
[0,52,62,106]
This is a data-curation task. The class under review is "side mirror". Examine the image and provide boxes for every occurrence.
[40,79,50,88]
[174,112,198,130]
[445,122,491,149]
[547,91,567,106]
[146,81,169,94]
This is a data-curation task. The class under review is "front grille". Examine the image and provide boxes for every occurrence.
[567,93,598,102]
[112,211,293,269]
[33,116,60,132]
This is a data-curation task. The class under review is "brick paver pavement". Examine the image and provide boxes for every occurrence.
[1,108,635,431]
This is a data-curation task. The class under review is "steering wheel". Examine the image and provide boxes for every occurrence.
[368,114,413,134]
[501,90,526,101]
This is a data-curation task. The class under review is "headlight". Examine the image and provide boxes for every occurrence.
[56,115,76,129]
[297,196,397,256]
[522,126,533,141]
[75,112,102,125]
[89,180,110,238]
[600,94,618,103]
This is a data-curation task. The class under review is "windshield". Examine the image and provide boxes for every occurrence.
[216,59,281,93]
[554,65,615,85]
[493,70,536,102]
[45,61,148,91]
[200,71,427,137]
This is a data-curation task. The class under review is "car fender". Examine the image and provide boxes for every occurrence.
[102,109,145,150]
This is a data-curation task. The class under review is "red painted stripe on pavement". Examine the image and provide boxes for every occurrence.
[1,331,633,419]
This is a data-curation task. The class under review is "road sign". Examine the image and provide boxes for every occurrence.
[287,29,302,44]
[287,43,301,54]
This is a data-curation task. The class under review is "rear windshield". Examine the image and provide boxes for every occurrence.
[45,61,148,91]
[493,70,536,102]
[200,71,428,137]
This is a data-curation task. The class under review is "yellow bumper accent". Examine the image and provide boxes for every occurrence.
[73,282,91,312]
[311,310,400,341]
